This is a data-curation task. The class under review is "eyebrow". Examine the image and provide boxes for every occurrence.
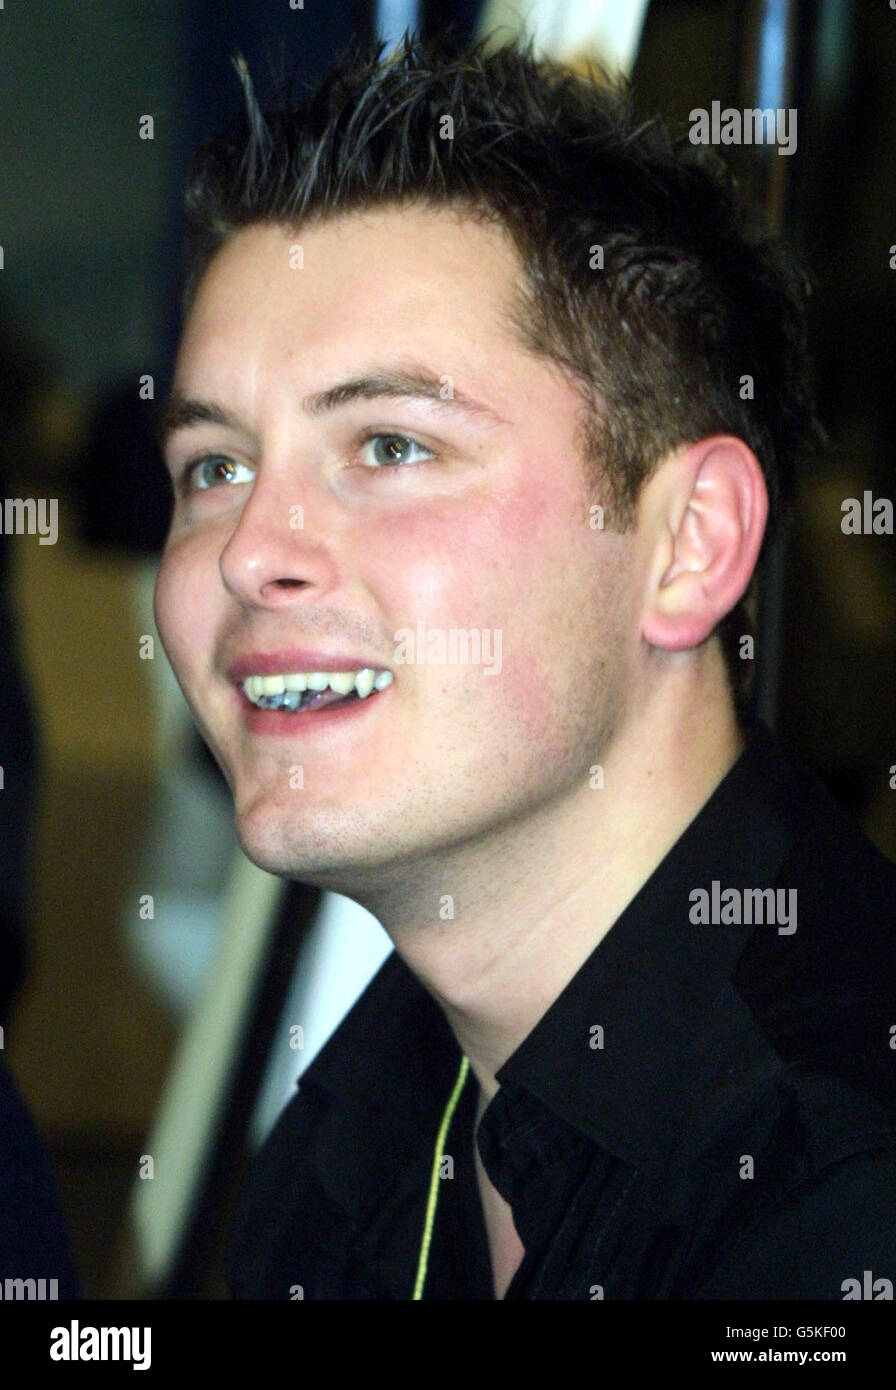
[302,368,505,422]
[158,396,245,450]
[159,365,507,451]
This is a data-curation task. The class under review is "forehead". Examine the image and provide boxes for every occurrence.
[178,205,528,379]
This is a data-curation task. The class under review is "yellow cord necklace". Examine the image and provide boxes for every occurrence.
[411,1054,470,1299]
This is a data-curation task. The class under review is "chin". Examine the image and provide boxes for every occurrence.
[234,804,363,886]
[235,810,313,878]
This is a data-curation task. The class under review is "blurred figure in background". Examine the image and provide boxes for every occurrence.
[0,306,79,1295]
[0,312,44,1016]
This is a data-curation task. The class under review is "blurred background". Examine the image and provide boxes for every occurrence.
[0,0,894,1298]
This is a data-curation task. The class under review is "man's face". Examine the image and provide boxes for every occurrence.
[154,207,639,892]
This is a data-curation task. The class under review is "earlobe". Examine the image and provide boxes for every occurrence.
[640,436,768,653]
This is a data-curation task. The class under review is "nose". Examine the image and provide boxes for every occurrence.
[218,459,341,610]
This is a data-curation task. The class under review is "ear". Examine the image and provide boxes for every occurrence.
[639,436,768,652]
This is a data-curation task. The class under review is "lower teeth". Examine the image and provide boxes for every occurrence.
[255,689,360,712]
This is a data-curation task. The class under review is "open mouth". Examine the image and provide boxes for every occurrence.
[240,668,393,715]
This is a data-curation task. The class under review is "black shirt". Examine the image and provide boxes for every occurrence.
[228,726,896,1299]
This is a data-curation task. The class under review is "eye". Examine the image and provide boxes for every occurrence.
[357,433,436,468]
[186,454,254,490]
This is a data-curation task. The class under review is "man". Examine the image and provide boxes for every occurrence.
[154,35,896,1299]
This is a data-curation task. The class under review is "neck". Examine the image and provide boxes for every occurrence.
[360,666,743,1106]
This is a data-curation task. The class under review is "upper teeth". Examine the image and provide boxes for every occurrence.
[242,669,393,706]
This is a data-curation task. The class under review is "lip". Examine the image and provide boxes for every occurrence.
[227,649,391,683]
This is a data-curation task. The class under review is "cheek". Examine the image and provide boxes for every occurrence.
[365,477,592,737]
[368,469,585,613]
[154,536,214,671]
[486,467,595,662]
[365,507,512,636]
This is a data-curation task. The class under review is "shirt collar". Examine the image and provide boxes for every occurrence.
[296,945,460,1221]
